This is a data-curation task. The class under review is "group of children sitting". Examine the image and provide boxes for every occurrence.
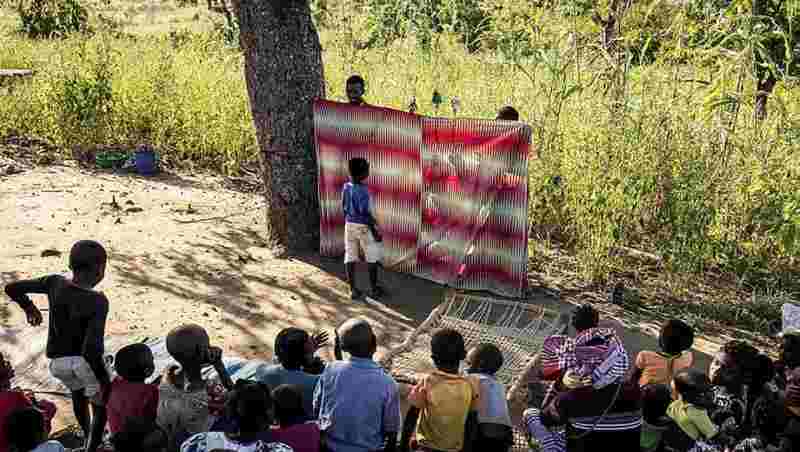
[3,239,800,452]
[1,240,517,452]
[524,304,800,452]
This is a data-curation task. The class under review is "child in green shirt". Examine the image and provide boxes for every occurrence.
[667,369,724,450]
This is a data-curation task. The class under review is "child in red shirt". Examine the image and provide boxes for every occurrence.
[0,353,56,452]
[269,384,321,452]
[107,344,159,435]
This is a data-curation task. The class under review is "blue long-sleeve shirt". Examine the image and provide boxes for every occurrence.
[313,358,400,452]
[342,182,372,225]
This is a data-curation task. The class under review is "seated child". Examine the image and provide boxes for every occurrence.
[730,386,786,452]
[108,343,159,435]
[269,384,320,452]
[666,370,723,452]
[538,305,630,401]
[158,324,234,452]
[640,384,673,452]
[523,306,636,452]
[634,320,694,387]
[777,367,800,452]
[464,344,513,452]
[181,381,293,452]
[258,328,323,418]
[775,304,800,389]
[111,418,169,452]
[4,408,64,452]
[314,318,400,452]
[0,352,56,452]
[404,329,479,452]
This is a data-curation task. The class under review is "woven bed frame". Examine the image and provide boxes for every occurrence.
[379,290,567,452]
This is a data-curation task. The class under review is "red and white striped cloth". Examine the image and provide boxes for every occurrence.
[314,100,533,297]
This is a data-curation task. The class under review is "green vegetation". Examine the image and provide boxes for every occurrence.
[17,0,90,38]
[1,0,799,324]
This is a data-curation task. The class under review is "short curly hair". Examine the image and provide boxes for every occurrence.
[721,340,761,386]
[496,106,519,121]
[348,158,369,183]
[571,304,599,332]
[274,328,310,370]
[5,408,45,452]
[641,384,672,424]
[659,319,694,355]
[431,328,466,367]
[69,240,107,272]
[469,343,504,375]
[673,369,713,409]
[782,334,800,369]
[226,380,274,433]
[347,74,365,87]
[115,343,154,382]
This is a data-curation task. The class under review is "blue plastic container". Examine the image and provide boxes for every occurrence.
[135,148,158,175]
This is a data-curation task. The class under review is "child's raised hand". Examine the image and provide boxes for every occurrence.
[312,331,330,351]
[334,330,343,361]
[207,346,224,365]
[25,306,43,327]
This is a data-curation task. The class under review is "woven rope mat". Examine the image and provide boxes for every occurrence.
[380,291,566,452]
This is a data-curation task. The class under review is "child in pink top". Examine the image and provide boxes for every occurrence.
[0,353,56,452]
[107,344,159,434]
[269,384,320,452]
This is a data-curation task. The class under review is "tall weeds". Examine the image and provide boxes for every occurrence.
[0,0,798,289]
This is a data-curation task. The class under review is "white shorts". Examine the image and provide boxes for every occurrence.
[49,356,102,403]
[344,222,382,264]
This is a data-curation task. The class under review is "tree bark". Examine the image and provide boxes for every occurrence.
[236,0,325,251]
[754,75,777,121]
[592,0,629,53]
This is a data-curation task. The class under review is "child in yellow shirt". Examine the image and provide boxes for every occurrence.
[403,329,479,452]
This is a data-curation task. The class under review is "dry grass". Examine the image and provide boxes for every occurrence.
[1,0,798,339]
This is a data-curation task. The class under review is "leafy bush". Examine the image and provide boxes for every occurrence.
[18,0,90,38]
[558,0,593,17]
[55,41,114,146]
[2,2,800,299]
[363,0,489,51]
[686,0,734,21]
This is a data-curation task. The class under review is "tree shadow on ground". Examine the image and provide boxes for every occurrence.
[77,165,259,194]
[292,253,448,325]
[109,224,445,359]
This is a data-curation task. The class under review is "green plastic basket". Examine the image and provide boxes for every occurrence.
[96,151,129,169]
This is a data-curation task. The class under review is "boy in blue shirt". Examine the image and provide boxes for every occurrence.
[314,318,400,452]
[342,157,384,300]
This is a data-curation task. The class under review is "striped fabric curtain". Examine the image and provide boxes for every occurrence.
[314,100,532,298]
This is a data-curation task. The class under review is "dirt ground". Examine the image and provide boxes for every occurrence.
[1,162,724,431]
[1,162,457,428]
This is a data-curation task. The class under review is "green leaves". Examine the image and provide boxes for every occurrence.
[17,0,89,39]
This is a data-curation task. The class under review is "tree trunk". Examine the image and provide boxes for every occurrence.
[754,74,776,121]
[236,0,325,251]
[592,0,629,53]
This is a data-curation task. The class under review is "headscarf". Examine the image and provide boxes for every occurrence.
[540,327,630,390]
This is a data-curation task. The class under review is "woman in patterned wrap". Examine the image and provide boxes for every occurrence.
[524,305,642,452]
